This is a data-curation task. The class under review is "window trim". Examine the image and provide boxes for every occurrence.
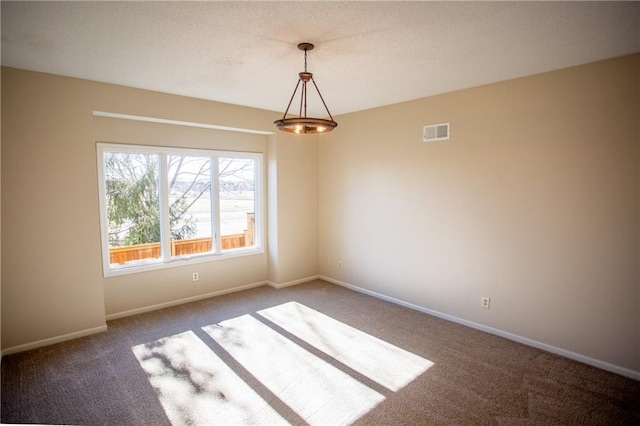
[97,143,264,278]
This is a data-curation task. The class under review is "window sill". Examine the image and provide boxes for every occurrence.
[103,247,265,278]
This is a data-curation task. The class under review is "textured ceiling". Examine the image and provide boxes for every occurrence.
[2,1,639,117]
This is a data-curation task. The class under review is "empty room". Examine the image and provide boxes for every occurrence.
[1,1,639,425]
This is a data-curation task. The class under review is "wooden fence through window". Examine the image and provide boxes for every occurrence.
[109,213,255,265]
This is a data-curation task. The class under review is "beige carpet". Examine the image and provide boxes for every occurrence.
[2,279,639,425]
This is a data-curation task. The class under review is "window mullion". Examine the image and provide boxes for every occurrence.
[159,152,172,261]
[251,156,260,249]
[211,156,221,254]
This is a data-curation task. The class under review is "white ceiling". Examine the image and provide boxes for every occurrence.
[2,1,639,117]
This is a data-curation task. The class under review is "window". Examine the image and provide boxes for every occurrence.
[97,143,262,276]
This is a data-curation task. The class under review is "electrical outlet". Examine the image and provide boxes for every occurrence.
[481,296,490,309]
[337,260,343,270]
[192,272,199,282]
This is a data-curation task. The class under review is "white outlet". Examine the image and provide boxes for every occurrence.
[337,260,343,270]
[192,272,199,282]
[481,296,490,309]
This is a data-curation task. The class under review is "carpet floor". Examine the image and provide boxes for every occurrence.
[2,279,639,425]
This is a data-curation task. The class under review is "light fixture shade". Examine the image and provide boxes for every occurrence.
[274,43,338,134]
[274,117,338,134]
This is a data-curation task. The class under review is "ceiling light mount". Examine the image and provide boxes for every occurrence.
[274,42,338,134]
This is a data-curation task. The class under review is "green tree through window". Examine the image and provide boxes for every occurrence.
[105,152,200,246]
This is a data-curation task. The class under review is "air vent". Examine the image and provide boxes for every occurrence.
[423,122,450,142]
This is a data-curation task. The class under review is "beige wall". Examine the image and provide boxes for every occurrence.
[2,54,638,375]
[266,133,319,287]
[319,54,640,372]
[1,67,319,350]
[272,132,319,285]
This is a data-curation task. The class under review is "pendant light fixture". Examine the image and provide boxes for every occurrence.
[274,42,338,134]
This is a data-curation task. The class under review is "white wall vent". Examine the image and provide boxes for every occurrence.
[423,122,450,142]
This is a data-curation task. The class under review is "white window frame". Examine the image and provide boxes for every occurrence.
[97,143,264,277]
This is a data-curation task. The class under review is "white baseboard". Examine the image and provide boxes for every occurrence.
[106,280,269,321]
[267,275,320,289]
[2,324,108,357]
[319,275,640,381]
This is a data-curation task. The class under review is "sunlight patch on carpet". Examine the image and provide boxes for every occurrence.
[134,302,435,425]
[203,314,385,425]
[132,331,287,425]
[258,301,433,391]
